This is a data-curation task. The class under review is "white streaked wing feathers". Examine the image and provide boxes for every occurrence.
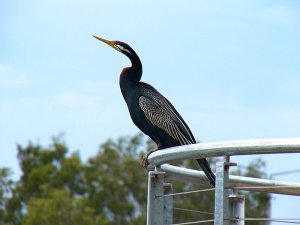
[139,95,192,145]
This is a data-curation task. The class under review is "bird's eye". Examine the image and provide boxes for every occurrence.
[116,45,132,55]
[116,45,124,52]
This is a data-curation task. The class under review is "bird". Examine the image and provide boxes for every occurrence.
[93,36,215,187]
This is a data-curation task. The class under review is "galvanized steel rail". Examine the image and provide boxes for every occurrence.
[145,137,300,225]
[148,138,300,165]
[161,164,300,196]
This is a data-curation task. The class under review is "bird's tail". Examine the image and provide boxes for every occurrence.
[196,158,216,187]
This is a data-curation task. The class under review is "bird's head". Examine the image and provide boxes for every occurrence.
[93,35,142,78]
[93,35,134,58]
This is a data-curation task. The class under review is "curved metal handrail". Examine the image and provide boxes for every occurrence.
[146,138,300,224]
[161,164,300,196]
[148,137,300,166]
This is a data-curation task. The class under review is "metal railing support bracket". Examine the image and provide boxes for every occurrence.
[147,171,165,225]
[164,183,173,225]
[228,195,245,225]
[214,157,237,225]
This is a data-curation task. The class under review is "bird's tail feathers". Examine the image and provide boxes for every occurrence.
[196,158,216,187]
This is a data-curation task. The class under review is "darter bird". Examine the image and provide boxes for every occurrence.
[93,36,215,187]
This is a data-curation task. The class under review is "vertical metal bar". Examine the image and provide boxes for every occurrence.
[214,156,230,225]
[147,171,165,225]
[163,183,173,225]
[229,195,245,225]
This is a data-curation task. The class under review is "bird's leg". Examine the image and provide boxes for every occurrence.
[141,143,163,168]
[141,150,157,168]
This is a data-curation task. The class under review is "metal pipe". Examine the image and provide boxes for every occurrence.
[145,138,300,224]
[148,138,300,166]
[228,195,245,225]
[163,183,173,225]
[214,157,231,225]
[161,164,300,196]
[147,171,165,225]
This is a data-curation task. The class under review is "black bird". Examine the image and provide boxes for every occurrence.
[93,36,215,187]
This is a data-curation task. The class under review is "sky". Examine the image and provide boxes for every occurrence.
[1,0,300,223]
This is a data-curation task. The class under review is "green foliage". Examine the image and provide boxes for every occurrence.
[3,137,86,224]
[0,134,271,225]
[85,134,147,224]
[23,189,104,225]
[0,168,14,224]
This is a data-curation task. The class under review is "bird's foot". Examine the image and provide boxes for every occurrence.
[141,149,157,168]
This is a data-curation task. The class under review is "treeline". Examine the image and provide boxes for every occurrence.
[0,134,270,225]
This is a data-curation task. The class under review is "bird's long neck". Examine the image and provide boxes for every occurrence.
[119,50,142,101]
[122,49,142,82]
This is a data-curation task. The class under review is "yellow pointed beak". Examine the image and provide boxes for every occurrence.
[93,35,116,49]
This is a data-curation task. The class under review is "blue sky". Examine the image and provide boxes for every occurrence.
[1,0,300,223]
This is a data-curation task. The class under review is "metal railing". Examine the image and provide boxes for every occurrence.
[145,138,300,225]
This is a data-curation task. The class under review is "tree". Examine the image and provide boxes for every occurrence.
[0,168,14,225]
[23,189,104,225]
[85,134,148,225]
[4,137,86,224]
[1,134,271,225]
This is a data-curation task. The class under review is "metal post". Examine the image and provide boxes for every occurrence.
[163,183,173,225]
[229,195,245,225]
[147,171,165,225]
[214,156,232,225]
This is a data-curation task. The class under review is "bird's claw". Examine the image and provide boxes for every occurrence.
[141,155,149,168]
[141,150,156,168]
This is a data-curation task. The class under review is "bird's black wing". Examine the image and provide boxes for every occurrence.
[139,86,216,187]
[139,90,194,146]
